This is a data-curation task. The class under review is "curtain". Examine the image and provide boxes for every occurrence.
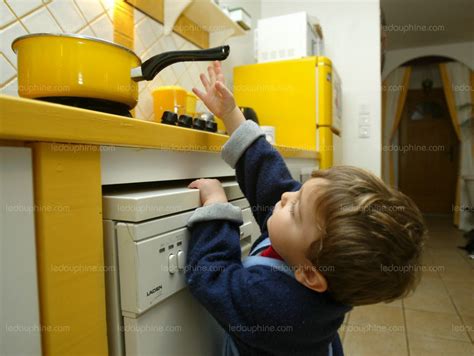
[439,62,473,230]
[382,66,412,188]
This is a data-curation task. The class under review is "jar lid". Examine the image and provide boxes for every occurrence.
[152,85,186,92]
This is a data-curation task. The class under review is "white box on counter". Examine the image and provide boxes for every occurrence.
[255,12,324,63]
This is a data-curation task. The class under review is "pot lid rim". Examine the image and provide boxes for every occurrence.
[11,33,141,62]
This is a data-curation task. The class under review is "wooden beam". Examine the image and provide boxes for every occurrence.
[30,142,108,355]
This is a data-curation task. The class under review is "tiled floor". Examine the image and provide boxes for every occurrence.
[340,215,474,356]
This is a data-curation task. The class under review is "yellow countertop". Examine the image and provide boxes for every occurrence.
[0,95,319,160]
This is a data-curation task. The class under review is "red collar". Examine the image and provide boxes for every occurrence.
[260,246,284,260]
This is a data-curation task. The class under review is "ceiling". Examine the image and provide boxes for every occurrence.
[381,0,474,50]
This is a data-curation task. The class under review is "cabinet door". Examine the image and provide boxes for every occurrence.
[0,146,42,355]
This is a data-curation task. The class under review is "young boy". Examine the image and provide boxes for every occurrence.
[185,61,426,356]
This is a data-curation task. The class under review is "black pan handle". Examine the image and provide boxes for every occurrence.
[131,45,230,82]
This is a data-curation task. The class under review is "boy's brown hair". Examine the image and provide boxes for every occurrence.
[308,166,427,306]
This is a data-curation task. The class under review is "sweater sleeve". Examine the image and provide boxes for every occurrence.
[221,120,302,234]
[185,219,260,345]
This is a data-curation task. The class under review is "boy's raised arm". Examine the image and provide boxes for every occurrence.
[193,61,301,233]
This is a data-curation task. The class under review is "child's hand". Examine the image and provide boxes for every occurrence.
[188,178,228,206]
[192,61,236,120]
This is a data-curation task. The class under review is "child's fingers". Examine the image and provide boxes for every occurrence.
[200,73,210,91]
[214,61,225,82]
[192,87,206,102]
[215,81,232,99]
[208,65,216,84]
[187,180,198,189]
[188,178,204,189]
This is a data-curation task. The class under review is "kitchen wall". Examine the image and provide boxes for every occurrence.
[217,0,261,89]
[0,0,216,121]
[260,0,383,176]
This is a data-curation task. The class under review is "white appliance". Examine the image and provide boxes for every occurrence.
[255,12,324,63]
[0,147,42,355]
[102,180,260,356]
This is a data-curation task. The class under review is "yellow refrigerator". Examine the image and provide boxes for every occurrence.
[233,56,342,169]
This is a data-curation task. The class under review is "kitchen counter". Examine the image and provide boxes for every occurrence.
[0,95,319,159]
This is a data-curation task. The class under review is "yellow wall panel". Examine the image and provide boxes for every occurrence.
[31,142,108,355]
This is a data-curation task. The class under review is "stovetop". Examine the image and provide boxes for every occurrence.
[38,97,132,117]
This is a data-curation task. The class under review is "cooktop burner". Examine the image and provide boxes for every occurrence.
[38,97,132,117]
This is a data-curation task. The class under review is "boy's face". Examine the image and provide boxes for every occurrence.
[267,178,328,268]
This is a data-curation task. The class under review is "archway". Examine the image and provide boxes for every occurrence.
[382,56,473,230]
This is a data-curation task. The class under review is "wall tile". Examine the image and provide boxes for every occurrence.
[172,60,187,81]
[99,0,114,20]
[78,25,96,37]
[156,66,177,86]
[90,13,113,42]
[149,20,163,40]
[0,21,28,68]
[0,53,16,85]
[6,0,43,18]
[134,105,145,120]
[134,8,145,24]
[134,36,146,57]
[136,17,158,49]
[0,76,18,96]
[74,0,104,22]
[48,0,87,33]
[160,34,177,52]
[171,32,186,49]
[144,39,163,58]
[178,70,194,92]
[0,2,16,29]
[22,7,62,33]
[138,81,148,94]
[137,88,153,119]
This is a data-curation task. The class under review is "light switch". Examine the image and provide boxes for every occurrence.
[177,250,185,270]
[358,103,370,138]
[168,254,177,274]
[358,125,370,138]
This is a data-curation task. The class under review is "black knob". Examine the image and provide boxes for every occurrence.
[193,117,206,130]
[177,115,193,128]
[205,120,217,132]
[161,111,178,125]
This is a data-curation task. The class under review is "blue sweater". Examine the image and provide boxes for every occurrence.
[186,121,352,356]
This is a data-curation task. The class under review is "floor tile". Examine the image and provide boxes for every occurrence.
[404,276,458,314]
[460,314,474,341]
[405,309,470,342]
[343,327,407,356]
[349,304,404,329]
[450,292,474,318]
[408,333,474,356]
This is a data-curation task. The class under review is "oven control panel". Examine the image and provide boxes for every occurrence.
[116,207,255,317]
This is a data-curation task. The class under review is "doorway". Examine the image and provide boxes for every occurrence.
[398,86,459,213]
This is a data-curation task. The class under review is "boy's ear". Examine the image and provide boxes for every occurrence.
[294,262,328,293]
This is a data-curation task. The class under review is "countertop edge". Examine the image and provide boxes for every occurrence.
[0,95,320,160]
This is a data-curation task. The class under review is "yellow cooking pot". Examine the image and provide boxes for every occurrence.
[12,33,230,110]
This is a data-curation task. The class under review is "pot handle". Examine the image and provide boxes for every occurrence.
[131,45,230,82]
